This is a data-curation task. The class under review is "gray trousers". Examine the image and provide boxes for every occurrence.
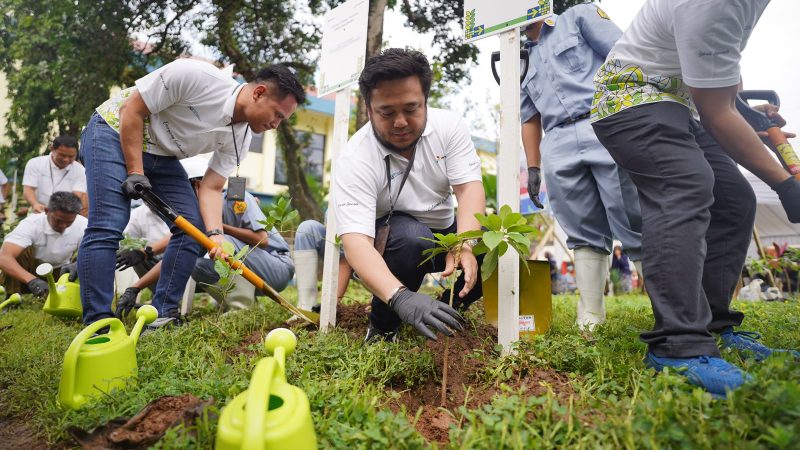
[192,235,295,292]
[592,102,754,358]
[543,119,642,258]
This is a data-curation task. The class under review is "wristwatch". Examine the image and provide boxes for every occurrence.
[464,239,479,250]
[205,228,224,237]
[144,245,154,259]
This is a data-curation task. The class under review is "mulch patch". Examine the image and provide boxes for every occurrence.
[69,394,213,449]
[0,416,54,450]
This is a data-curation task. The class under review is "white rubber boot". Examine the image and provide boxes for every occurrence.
[294,250,319,311]
[574,247,610,331]
[222,273,257,311]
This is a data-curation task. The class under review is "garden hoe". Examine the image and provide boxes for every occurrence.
[133,183,319,326]
[736,90,800,178]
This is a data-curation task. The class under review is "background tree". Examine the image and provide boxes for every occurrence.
[201,0,326,222]
[0,0,197,169]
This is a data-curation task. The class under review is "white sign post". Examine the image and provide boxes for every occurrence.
[318,0,369,332]
[464,0,552,353]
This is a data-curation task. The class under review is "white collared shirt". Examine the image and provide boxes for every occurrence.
[96,58,251,178]
[333,108,482,237]
[3,213,87,267]
[22,155,87,206]
[124,205,170,243]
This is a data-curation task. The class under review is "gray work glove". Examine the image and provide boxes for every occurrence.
[60,262,78,282]
[388,287,465,340]
[27,278,49,298]
[773,176,800,223]
[121,173,151,200]
[526,167,544,209]
[115,287,141,318]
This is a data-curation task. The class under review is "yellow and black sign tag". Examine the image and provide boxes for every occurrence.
[597,7,610,20]
[233,200,248,215]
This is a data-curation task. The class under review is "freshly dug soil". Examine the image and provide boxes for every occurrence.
[332,309,575,445]
[391,322,575,444]
[69,394,212,449]
[0,416,52,450]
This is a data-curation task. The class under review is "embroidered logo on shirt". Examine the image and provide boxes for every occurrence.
[597,8,610,20]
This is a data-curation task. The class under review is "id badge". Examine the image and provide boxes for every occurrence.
[374,223,391,256]
[227,176,247,201]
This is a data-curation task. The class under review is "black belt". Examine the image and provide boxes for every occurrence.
[555,111,590,128]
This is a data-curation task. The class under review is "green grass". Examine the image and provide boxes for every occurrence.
[1,289,799,449]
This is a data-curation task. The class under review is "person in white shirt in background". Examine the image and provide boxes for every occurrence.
[0,191,86,296]
[22,135,87,215]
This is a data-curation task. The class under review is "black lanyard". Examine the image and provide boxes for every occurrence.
[229,123,249,177]
[383,149,416,224]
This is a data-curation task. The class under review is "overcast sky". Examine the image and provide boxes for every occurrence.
[383,0,800,141]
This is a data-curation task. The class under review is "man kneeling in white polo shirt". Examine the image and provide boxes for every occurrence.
[0,191,87,297]
[332,48,485,343]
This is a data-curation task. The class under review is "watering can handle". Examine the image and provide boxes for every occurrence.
[59,318,125,407]
[242,357,277,450]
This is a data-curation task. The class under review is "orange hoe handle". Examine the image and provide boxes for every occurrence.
[765,127,800,179]
[136,185,318,326]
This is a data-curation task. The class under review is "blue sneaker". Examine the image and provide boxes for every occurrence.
[644,352,750,398]
[719,328,800,362]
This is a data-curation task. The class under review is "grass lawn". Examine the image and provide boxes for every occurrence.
[1,285,799,449]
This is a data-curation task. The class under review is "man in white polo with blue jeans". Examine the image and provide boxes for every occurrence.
[78,58,304,330]
[591,0,800,398]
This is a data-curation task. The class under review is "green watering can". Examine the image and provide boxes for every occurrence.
[0,293,22,311]
[58,304,158,409]
[36,263,82,318]
[216,328,317,450]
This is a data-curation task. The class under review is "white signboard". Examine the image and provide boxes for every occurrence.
[318,0,369,96]
[464,0,553,43]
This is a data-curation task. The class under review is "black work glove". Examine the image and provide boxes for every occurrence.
[773,176,800,223]
[116,249,147,271]
[27,278,49,298]
[115,287,141,318]
[121,173,151,200]
[388,287,465,340]
[60,262,79,282]
[526,167,544,209]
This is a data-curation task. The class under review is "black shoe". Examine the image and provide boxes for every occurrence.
[141,316,184,336]
[311,303,321,314]
[365,325,399,343]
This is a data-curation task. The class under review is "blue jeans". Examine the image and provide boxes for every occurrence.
[78,112,204,324]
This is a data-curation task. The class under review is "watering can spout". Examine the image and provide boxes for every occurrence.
[215,328,316,450]
[130,305,159,345]
[36,263,60,308]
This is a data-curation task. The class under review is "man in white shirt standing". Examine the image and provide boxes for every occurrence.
[77,58,304,329]
[22,135,87,215]
[591,0,800,397]
[0,191,86,296]
[333,49,482,342]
